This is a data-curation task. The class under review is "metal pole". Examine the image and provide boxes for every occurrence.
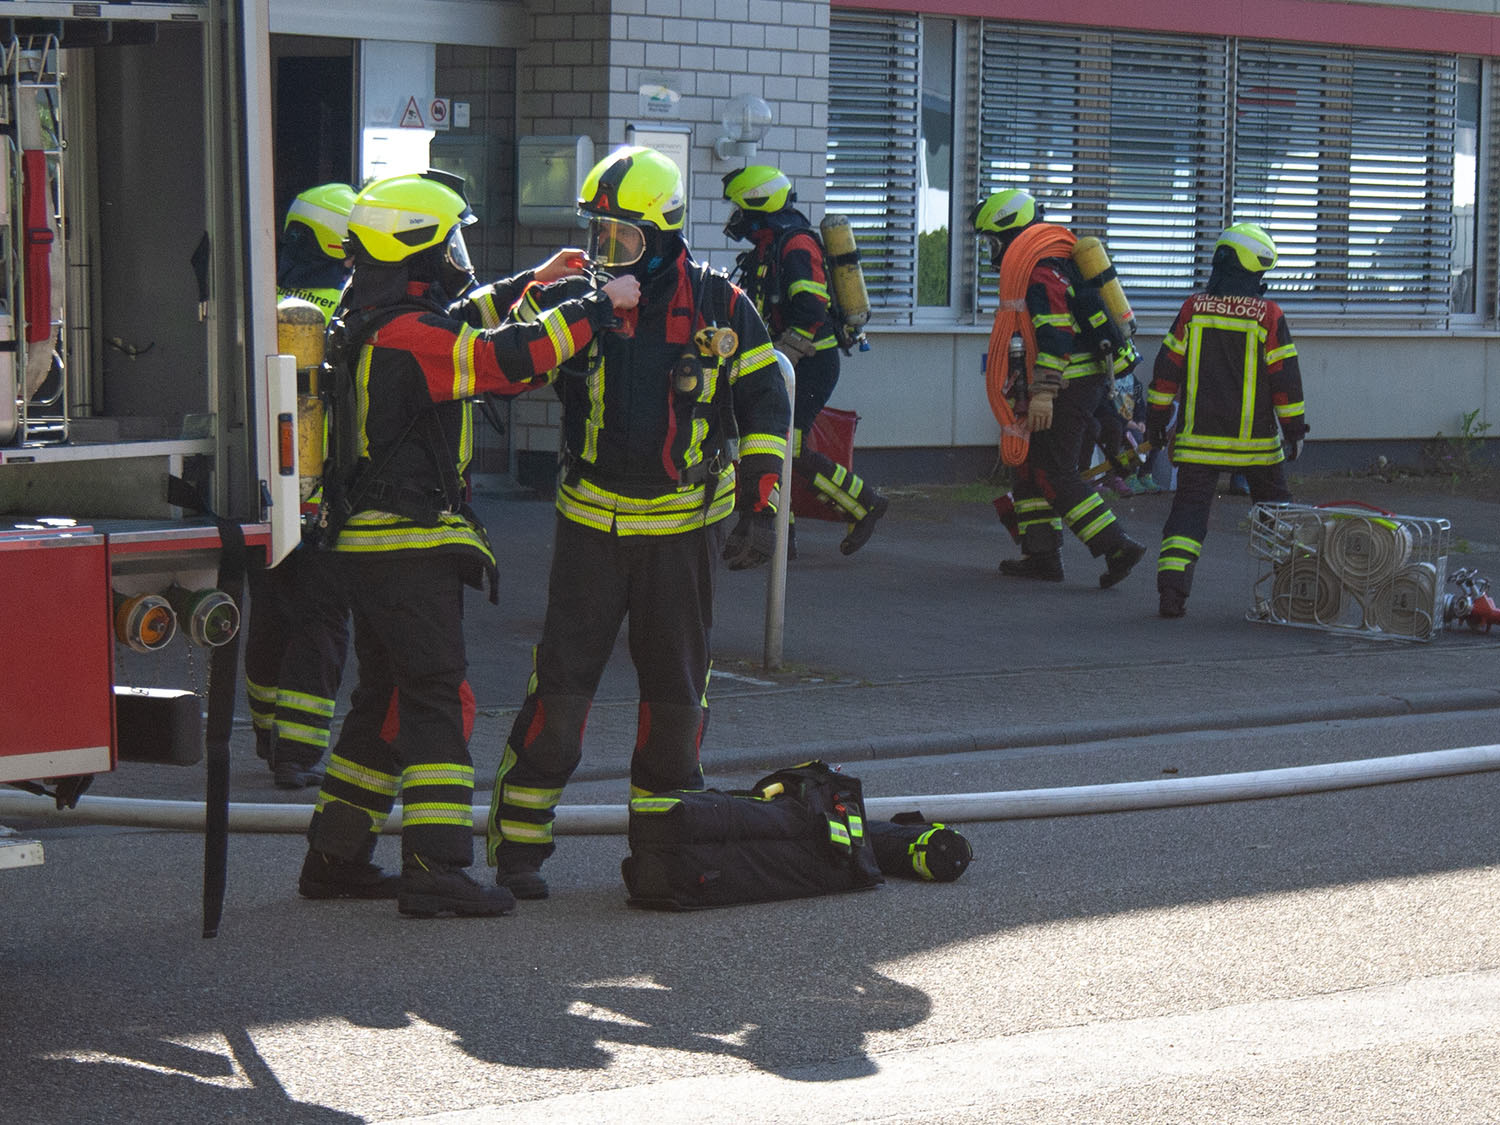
[763,351,796,670]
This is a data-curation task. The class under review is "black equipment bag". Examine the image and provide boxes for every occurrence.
[867,812,974,883]
[621,761,884,910]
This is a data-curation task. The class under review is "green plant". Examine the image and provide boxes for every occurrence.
[1419,408,1492,483]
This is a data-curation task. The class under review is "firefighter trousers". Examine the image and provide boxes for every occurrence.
[1013,372,1132,558]
[486,513,728,870]
[1158,462,1292,596]
[312,550,477,868]
[243,542,350,770]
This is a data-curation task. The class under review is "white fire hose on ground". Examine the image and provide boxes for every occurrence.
[4,745,1499,836]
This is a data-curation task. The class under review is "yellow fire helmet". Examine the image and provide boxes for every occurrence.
[1215,222,1278,273]
[721,165,793,213]
[344,170,476,265]
[577,145,685,232]
[285,183,357,261]
[969,188,1038,236]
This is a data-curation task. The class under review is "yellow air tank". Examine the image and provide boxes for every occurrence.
[1071,236,1137,340]
[819,213,871,334]
[277,297,329,502]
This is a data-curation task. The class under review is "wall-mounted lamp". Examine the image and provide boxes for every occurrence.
[713,93,773,161]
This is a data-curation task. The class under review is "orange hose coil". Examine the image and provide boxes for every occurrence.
[984,223,1077,466]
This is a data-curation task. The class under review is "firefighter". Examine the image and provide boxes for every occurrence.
[972,188,1146,587]
[276,182,357,317]
[243,182,358,788]
[722,165,886,558]
[485,146,789,900]
[298,169,640,917]
[1146,222,1308,619]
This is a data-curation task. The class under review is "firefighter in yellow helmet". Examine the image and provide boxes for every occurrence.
[276,182,357,320]
[973,187,1146,588]
[484,146,789,900]
[244,183,359,792]
[297,169,639,917]
[722,164,887,558]
[1146,222,1308,618]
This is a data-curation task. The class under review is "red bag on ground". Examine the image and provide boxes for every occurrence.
[791,407,858,521]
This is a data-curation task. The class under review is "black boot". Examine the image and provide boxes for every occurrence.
[399,856,516,918]
[1099,537,1146,589]
[298,849,400,900]
[496,865,549,900]
[999,550,1064,582]
[840,493,889,556]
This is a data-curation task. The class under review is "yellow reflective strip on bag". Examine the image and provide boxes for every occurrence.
[629,796,684,814]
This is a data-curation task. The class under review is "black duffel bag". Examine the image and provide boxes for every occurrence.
[621,761,884,910]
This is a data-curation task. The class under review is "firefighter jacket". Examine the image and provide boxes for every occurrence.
[332,275,615,571]
[1146,289,1307,468]
[278,249,348,323]
[515,254,789,537]
[734,209,839,355]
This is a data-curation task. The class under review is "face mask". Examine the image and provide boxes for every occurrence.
[441,228,476,297]
[586,217,647,268]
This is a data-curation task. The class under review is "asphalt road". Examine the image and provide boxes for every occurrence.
[3,471,1499,1122]
[3,709,1499,1123]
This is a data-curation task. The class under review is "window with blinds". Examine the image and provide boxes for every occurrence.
[827,11,1467,325]
[1233,42,1455,318]
[828,11,920,314]
[975,24,1230,314]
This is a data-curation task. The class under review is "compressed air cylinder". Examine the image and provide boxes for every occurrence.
[819,213,871,330]
[1071,237,1137,339]
[276,297,328,379]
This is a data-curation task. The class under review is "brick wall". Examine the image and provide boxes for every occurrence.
[506,0,831,469]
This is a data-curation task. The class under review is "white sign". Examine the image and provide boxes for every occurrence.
[638,81,681,119]
[453,102,471,129]
[429,98,451,132]
[398,96,425,129]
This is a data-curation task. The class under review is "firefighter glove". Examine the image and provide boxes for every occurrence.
[1146,415,1169,451]
[1025,385,1056,433]
[774,330,818,362]
[722,511,777,570]
[1282,419,1309,462]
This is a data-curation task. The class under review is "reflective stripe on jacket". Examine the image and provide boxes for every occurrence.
[518,258,789,537]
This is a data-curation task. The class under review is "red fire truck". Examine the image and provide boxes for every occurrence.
[0,1,297,900]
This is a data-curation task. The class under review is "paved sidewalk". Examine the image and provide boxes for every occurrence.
[86,469,1500,808]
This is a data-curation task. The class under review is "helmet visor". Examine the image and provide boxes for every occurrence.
[445,228,473,276]
[586,216,647,268]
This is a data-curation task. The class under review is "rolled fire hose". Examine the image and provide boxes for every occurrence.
[4,744,1499,836]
